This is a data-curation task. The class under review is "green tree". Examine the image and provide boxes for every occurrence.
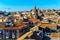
[58,12,60,16]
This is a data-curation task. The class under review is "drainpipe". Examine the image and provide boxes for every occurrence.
[16,30,19,38]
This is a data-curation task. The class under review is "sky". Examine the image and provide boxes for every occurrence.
[0,0,60,12]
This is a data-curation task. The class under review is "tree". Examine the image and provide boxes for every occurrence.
[57,12,60,16]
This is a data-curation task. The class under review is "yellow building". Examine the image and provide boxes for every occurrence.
[0,17,5,22]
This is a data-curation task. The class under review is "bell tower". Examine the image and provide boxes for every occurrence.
[33,6,37,12]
